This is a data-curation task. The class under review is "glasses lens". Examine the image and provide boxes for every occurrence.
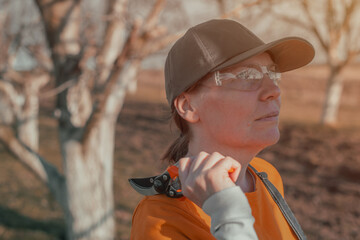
[267,65,281,85]
[237,67,263,80]
[215,64,281,91]
[232,67,262,90]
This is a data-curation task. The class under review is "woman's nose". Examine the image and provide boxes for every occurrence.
[259,77,281,101]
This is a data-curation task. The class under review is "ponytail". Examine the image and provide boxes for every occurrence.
[162,76,206,163]
[162,108,190,163]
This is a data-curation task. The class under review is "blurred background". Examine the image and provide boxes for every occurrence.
[0,0,359,239]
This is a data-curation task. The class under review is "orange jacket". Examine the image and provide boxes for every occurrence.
[130,157,298,239]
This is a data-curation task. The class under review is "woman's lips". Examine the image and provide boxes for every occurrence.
[255,111,280,121]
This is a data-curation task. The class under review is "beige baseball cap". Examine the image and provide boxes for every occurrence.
[164,19,315,106]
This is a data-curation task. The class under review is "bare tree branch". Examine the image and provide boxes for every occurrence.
[268,10,311,31]
[40,79,75,99]
[26,45,53,72]
[0,126,66,208]
[216,0,227,16]
[342,0,358,32]
[35,0,82,52]
[142,0,166,32]
[342,49,360,66]
[95,0,128,87]
[141,32,182,57]
[81,20,141,146]
[82,0,168,145]
[0,2,10,67]
[341,0,360,61]
[325,0,334,41]
[4,69,48,87]
[221,0,262,19]
[130,0,167,58]
[300,0,329,52]
[0,80,22,123]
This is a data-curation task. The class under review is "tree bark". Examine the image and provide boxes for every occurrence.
[0,74,65,209]
[28,0,167,238]
[0,70,48,155]
[96,0,127,87]
[14,71,49,151]
[266,0,360,125]
[61,137,115,240]
[321,66,343,125]
[0,125,66,207]
[34,0,132,238]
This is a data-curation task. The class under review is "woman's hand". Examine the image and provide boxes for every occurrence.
[178,151,241,208]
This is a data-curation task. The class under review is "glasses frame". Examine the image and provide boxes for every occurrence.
[212,64,281,91]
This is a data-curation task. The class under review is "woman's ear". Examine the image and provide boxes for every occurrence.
[173,93,199,123]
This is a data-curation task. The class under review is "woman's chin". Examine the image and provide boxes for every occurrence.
[257,127,280,147]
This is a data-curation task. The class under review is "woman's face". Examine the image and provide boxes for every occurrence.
[190,52,281,151]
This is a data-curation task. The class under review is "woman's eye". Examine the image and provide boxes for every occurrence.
[237,69,262,80]
[236,70,249,79]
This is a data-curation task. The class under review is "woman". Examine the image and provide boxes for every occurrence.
[130,19,315,239]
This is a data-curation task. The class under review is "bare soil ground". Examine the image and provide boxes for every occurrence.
[0,65,359,239]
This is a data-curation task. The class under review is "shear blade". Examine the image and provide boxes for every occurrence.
[128,176,159,196]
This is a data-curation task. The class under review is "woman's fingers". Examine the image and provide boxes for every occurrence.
[177,152,242,208]
[199,156,240,193]
[178,157,192,180]
[180,152,239,180]
[188,151,209,174]
[200,152,225,172]
[188,151,226,175]
[212,156,241,184]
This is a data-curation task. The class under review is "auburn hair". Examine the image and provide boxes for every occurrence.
[161,108,190,163]
[161,73,210,163]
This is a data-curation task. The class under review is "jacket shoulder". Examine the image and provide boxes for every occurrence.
[131,194,212,239]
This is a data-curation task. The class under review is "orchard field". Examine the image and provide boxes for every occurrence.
[0,65,359,239]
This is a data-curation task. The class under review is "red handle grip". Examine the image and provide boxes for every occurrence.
[167,165,235,179]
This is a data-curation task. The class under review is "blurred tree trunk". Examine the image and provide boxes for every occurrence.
[321,66,343,125]
[1,0,178,238]
[33,0,168,238]
[264,0,360,126]
[3,71,49,150]
[0,5,45,152]
[34,0,119,238]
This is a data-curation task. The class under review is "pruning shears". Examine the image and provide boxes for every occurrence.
[129,161,236,198]
[128,164,184,198]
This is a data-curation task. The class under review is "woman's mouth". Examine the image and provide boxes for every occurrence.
[255,111,280,121]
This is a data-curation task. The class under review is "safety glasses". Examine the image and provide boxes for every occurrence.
[212,64,281,91]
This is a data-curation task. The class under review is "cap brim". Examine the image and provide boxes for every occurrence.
[212,37,315,73]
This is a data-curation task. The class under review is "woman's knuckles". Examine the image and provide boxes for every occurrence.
[205,169,218,183]
[198,151,209,159]
[210,151,225,160]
